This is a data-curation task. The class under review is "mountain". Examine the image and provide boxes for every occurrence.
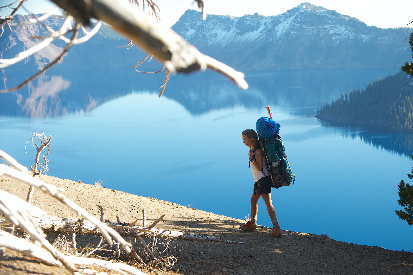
[172,2,412,71]
[1,3,411,75]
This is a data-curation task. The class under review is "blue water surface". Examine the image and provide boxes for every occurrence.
[1,68,412,252]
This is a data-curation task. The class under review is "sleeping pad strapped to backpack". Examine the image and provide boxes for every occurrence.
[256,117,295,188]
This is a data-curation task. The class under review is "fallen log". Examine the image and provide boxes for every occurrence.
[31,215,240,244]
[0,229,62,267]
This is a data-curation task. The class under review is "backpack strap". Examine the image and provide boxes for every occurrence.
[248,144,260,167]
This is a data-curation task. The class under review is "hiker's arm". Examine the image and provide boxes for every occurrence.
[251,149,264,171]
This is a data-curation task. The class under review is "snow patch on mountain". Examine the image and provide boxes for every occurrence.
[274,14,297,40]
[184,29,196,40]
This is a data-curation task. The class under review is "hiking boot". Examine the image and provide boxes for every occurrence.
[239,221,256,231]
[271,226,281,237]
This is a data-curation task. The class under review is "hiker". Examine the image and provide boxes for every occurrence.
[240,129,281,237]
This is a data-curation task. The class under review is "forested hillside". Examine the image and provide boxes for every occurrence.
[316,72,413,132]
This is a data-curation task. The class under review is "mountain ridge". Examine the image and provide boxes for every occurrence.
[172,3,411,71]
[1,3,411,75]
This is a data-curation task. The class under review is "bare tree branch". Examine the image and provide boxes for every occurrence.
[0,186,78,272]
[0,164,132,253]
[0,150,28,173]
[0,229,62,267]
[25,132,52,177]
[158,68,171,97]
[1,0,247,97]
[1,22,79,93]
[0,0,25,28]
[0,16,73,69]
[65,255,147,275]
[50,0,248,89]
[194,0,206,20]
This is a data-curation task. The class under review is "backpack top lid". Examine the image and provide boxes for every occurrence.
[256,117,280,139]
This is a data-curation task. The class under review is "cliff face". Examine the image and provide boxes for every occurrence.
[172,3,412,71]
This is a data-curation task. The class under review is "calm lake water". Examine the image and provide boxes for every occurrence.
[1,68,412,252]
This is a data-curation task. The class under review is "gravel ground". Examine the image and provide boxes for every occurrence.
[0,174,412,275]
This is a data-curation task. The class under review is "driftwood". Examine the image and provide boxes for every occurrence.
[65,255,147,275]
[0,149,28,173]
[0,163,132,253]
[0,150,142,274]
[0,229,62,267]
[31,214,239,244]
[0,179,78,272]
[0,228,147,274]
[0,148,238,274]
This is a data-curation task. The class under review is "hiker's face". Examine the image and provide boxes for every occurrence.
[242,135,254,147]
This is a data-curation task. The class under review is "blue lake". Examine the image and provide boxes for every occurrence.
[1,68,412,252]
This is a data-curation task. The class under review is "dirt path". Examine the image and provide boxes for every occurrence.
[0,174,412,274]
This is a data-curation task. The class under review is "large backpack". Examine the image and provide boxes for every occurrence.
[256,109,295,188]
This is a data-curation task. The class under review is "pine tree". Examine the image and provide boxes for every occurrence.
[401,33,413,77]
[396,154,413,225]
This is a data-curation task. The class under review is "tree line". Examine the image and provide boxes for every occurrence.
[316,71,413,132]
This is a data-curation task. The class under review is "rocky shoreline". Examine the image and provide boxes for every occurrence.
[0,174,412,274]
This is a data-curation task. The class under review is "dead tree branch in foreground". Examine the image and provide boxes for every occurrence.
[0,149,238,274]
[0,0,248,94]
[24,132,52,203]
[25,132,52,177]
[0,149,138,273]
[49,0,247,87]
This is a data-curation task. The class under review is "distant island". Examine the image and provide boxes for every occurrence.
[316,72,413,133]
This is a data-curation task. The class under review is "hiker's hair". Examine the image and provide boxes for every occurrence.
[242,129,258,141]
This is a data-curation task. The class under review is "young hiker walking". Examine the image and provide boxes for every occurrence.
[240,129,281,237]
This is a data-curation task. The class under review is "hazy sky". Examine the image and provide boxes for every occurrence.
[12,0,413,29]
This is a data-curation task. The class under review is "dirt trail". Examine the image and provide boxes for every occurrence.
[0,174,412,274]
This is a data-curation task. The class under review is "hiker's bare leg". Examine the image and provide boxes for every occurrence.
[262,193,281,236]
[251,190,261,220]
[261,193,276,221]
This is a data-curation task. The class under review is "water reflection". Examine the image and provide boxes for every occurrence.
[0,70,162,117]
[321,122,413,158]
[166,68,400,116]
[1,89,412,251]
[0,68,399,118]
[2,68,410,158]
[3,68,411,158]
[23,75,71,117]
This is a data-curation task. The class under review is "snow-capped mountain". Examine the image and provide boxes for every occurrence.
[172,2,412,71]
[2,3,410,75]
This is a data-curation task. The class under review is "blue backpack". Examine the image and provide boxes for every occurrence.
[256,114,295,188]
